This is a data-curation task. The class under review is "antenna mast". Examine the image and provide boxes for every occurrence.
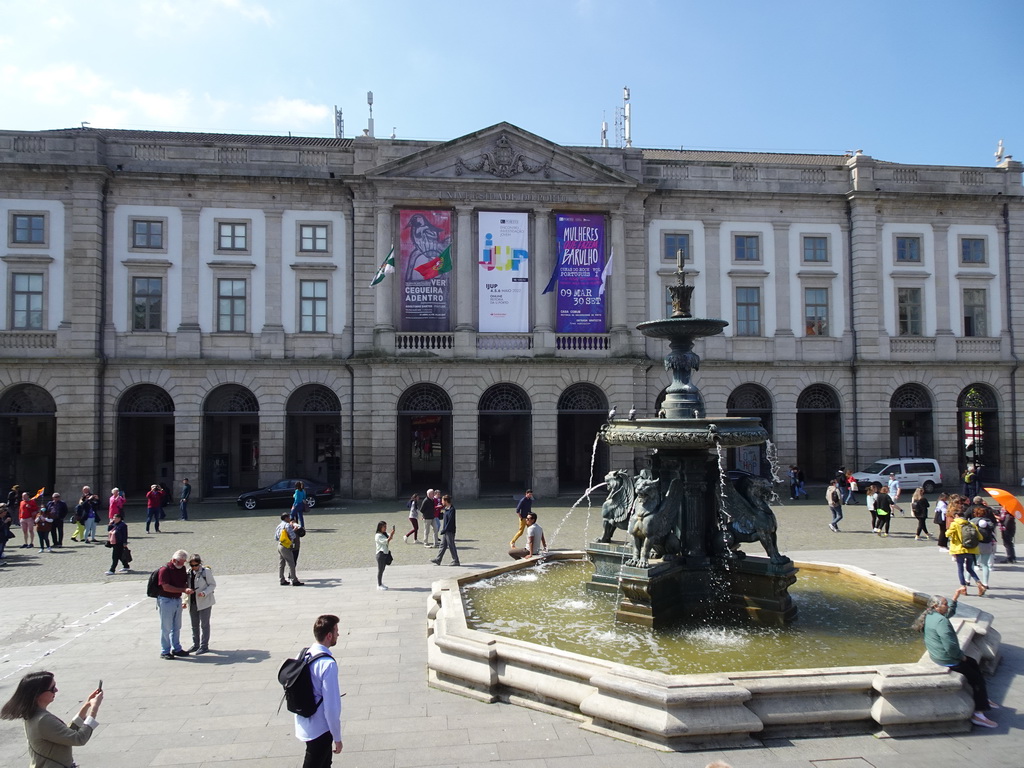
[334,106,344,139]
[366,91,374,138]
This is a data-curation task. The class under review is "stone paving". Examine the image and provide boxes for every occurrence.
[1,490,1022,767]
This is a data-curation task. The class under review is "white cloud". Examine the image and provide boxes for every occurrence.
[212,0,273,25]
[3,63,109,105]
[251,98,331,130]
[109,87,194,124]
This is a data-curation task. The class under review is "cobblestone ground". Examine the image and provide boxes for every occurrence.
[0,486,963,589]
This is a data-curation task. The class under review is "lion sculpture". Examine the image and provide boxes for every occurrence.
[718,473,790,565]
[626,470,682,568]
[598,469,634,543]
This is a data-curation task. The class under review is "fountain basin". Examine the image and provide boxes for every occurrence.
[637,317,728,339]
[601,417,767,449]
[427,553,1001,751]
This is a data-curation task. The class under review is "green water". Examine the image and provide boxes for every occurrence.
[462,561,924,675]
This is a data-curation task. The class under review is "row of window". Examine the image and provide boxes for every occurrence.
[661,232,990,265]
[726,285,988,338]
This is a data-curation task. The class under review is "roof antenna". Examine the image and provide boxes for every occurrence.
[366,91,374,138]
[334,106,344,139]
[600,113,608,148]
[623,86,631,148]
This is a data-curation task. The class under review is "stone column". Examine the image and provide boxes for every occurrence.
[455,206,476,354]
[174,408,202,498]
[175,204,202,358]
[533,207,554,334]
[701,221,725,360]
[610,212,627,332]
[932,223,956,358]
[773,222,796,360]
[259,210,284,358]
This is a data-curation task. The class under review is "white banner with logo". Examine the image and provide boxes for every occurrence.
[478,211,529,332]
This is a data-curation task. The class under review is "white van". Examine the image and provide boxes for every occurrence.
[852,458,943,493]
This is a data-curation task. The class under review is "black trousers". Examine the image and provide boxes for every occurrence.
[951,655,990,712]
[303,730,335,768]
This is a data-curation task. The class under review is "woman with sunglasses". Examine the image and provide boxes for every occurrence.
[186,554,217,655]
[1,670,103,767]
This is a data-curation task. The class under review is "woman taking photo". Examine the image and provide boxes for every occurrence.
[1,671,103,767]
[375,519,395,591]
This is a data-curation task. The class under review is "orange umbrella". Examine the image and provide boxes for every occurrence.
[983,487,1024,522]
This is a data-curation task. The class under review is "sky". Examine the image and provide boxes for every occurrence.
[1,0,1022,168]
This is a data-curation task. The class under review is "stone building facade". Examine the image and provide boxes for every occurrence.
[0,123,1021,500]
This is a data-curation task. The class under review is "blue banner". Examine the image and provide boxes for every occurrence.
[554,213,606,333]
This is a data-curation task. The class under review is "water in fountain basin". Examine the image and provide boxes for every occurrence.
[462,560,923,675]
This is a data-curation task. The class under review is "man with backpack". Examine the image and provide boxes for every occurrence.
[289,614,343,767]
[155,549,194,659]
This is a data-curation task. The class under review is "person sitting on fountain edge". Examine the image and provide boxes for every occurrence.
[912,589,998,728]
[509,513,547,560]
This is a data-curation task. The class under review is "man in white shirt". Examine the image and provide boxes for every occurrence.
[294,614,343,767]
[888,474,904,515]
[508,512,547,559]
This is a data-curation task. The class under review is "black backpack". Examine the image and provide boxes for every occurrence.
[959,521,980,549]
[278,647,334,717]
[146,568,163,598]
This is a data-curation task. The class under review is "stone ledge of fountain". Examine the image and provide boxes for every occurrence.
[426,553,1000,751]
[601,417,767,449]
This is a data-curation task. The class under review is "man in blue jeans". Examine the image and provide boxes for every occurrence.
[156,549,194,659]
[179,478,191,520]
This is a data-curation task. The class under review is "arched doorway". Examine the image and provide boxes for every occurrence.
[796,384,842,481]
[727,383,773,476]
[557,383,608,493]
[890,384,933,457]
[958,384,999,483]
[117,384,175,495]
[286,385,341,488]
[478,384,532,495]
[398,384,452,495]
[203,385,259,495]
[0,384,56,494]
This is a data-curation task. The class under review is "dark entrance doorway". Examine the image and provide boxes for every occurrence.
[286,385,341,489]
[397,384,452,495]
[0,384,56,495]
[557,383,608,494]
[478,384,532,496]
[890,384,933,457]
[796,384,842,481]
[117,384,175,495]
[203,385,259,495]
[958,384,1000,483]
[727,383,774,476]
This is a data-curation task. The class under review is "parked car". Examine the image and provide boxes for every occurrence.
[852,458,942,494]
[236,478,334,510]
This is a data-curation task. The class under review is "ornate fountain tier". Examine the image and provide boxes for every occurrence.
[636,317,728,339]
[601,416,768,451]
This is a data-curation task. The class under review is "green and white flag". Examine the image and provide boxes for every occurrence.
[370,246,395,287]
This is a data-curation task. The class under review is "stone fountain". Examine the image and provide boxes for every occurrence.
[589,265,796,627]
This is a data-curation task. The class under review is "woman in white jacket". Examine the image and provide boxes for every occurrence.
[186,553,217,654]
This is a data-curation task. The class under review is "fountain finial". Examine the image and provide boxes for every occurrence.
[667,256,693,319]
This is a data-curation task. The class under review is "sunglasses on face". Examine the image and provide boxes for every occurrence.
[48,686,58,694]
[190,562,200,566]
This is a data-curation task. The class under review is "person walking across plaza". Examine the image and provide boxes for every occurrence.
[179,478,192,520]
[873,486,893,536]
[403,493,420,544]
[276,512,303,586]
[1,670,104,767]
[913,590,997,727]
[292,614,343,767]
[186,553,216,654]
[935,493,950,549]
[999,505,1017,564]
[431,494,461,566]
[420,489,437,547]
[509,512,547,559]
[292,481,307,528]
[948,509,985,596]
[825,479,843,532]
[510,489,534,548]
[145,484,163,533]
[888,473,904,516]
[375,520,395,590]
[911,487,931,540]
[974,507,997,590]
[45,492,68,548]
[156,549,194,659]
[844,470,859,505]
[105,512,130,575]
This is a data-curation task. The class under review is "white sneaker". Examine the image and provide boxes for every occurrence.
[403,534,409,544]
[104,570,114,575]
[118,567,130,573]
[377,584,388,591]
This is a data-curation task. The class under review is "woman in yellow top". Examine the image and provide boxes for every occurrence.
[1,670,103,768]
[947,509,985,596]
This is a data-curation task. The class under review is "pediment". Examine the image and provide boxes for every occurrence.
[366,122,637,187]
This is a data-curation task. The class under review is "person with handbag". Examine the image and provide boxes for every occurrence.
[1,671,104,767]
[289,512,305,565]
[186,553,217,654]
[104,512,130,575]
[34,507,54,553]
[276,512,303,586]
[375,520,395,591]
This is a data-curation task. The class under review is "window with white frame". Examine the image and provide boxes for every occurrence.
[216,221,249,252]
[299,224,330,253]
[300,279,328,332]
[662,232,690,263]
[735,287,761,336]
[132,277,163,331]
[895,236,922,263]
[217,279,247,332]
[802,236,828,263]
[10,213,46,246]
[963,288,988,337]
[897,287,923,336]
[804,287,829,336]
[131,219,165,250]
[11,273,44,329]
[734,235,760,262]
[960,238,986,264]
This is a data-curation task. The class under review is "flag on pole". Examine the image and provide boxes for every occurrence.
[542,257,560,294]
[32,487,45,501]
[414,244,453,280]
[369,246,395,287]
[598,248,613,296]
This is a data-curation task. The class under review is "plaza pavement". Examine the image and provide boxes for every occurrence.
[1,491,1023,767]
